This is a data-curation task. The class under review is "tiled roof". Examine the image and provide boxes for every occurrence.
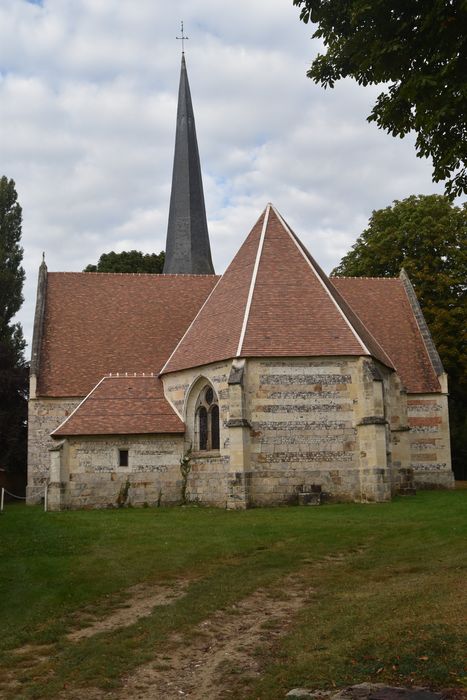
[37,273,219,397]
[332,277,441,393]
[161,209,266,374]
[162,205,393,374]
[53,375,185,436]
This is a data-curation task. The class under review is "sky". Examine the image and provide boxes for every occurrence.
[0,0,459,351]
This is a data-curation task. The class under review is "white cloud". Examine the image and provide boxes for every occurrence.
[0,0,459,351]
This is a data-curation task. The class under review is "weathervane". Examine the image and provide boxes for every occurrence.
[176,21,189,53]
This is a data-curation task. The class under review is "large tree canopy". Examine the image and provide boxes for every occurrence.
[0,176,27,474]
[0,176,25,335]
[293,0,467,198]
[84,250,165,274]
[332,194,467,478]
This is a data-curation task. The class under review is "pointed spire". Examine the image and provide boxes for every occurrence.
[163,54,215,275]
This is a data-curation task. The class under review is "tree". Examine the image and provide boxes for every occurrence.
[84,250,165,274]
[332,194,467,478]
[0,176,28,474]
[293,0,467,198]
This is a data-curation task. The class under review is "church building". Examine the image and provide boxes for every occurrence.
[27,55,454,510]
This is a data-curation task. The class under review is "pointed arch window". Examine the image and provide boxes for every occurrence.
[195,385,220,451]
[210,404,220,450]
[198,406,208,450]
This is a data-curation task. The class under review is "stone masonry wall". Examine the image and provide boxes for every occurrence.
[29,361,452,510]
[246,357,363,504]
[162,361,233,507]
[59,434,185,509]
[407,392,454,489]
[27,397,82,502]
[384,372,412,495]
[353,358,392,502]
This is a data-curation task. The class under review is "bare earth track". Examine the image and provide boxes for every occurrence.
[6,568,314,699]
[109,571,314,699]
[67,579,192,642]
[48,568,315,699]
[0,553,364,699]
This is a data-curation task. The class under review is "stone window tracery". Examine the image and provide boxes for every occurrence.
[195,385,220,451]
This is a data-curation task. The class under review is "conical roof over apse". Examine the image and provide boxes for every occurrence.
[163,54,215,274]
[161,204,394,374]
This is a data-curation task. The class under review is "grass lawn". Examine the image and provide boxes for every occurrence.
[0,491,465,698]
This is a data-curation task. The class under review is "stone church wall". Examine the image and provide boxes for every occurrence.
[161,356,415,508]
[162,361,233,507]
[30,358,452,511]
[407,393,454,489]
[27,397,82,502]
[247,357,362,504]
[50,434,184,509]
[245,356,413,505]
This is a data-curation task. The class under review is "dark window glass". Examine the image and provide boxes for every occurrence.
[211,404,220,450]
[119,449,129,467]
[205,386,214,405]
[199,407,208,450]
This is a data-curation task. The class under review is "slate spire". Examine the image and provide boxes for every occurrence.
[163,54,215,274]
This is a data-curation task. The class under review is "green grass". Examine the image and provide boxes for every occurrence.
[0,491,465,698]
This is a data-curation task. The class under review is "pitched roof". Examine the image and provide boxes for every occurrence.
[332,277,441,393]
[53,375,184,437]
[37,273,219,397]
[162,204,393,374]
[163,54,214,274]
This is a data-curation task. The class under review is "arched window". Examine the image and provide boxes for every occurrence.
[210,404,220,450]
[195,385,220,451]
[198,406,208,450]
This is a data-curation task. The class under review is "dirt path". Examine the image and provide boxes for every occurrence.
[100,569,314,699]
[67,579,192,642]
[3,555,359,699]
[40,567,315,700]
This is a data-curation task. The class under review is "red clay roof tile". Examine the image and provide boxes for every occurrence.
[37,207,441,404]
[162,205,393,373]
[161,210,266,373]
[37,273,218,397]
[53,375,184,436]
[332,277,441,393]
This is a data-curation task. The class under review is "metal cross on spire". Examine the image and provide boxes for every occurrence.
[176,21,189,53]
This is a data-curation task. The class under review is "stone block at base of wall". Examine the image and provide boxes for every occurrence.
[391,467,416,496]
[413,470,455,490]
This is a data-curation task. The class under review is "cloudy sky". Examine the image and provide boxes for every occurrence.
[1,0,457,350]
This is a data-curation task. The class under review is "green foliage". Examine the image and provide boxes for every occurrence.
[0,176,25,333]
[116,478,131,508]
[292,0,467,198]
[179,446,192,505]
[0,176,27,473]
[84,249,165,273]
[332,194,467,477]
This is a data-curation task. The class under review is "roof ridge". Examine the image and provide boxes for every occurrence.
[399,269,444,377]
[329,275,399,282]
[51,272,220,278]
[52,375,107,436]
[106,372,158,378]
[236,204,271,357]
[271,205,371,357]
[332,275,400,281]
[272,206,395,369]
[160,274,223,374]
